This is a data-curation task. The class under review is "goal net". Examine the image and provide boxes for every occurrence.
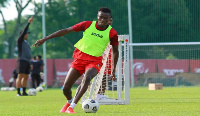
[130,42,200,87]
[81,35,130,105]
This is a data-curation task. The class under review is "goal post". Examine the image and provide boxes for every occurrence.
[81,35,130,105]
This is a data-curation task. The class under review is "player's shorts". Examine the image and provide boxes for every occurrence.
[70,59,103,75]
[16,60,31,74]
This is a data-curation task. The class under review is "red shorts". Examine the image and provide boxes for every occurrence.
[70,59,103,75]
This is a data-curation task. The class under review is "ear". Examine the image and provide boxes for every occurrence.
[97,14,99,20]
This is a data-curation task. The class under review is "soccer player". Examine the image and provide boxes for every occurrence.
[16,16,33,96]
[36,55,44,85]
[30,56,43,88]
[108,16,113,25]
[97,16,113,99]
[33,7,118,113]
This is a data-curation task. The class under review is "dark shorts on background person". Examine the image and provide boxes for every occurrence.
[16,60,31,74]
[70,59,103,75]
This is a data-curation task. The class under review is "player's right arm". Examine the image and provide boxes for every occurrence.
[17,16,33,42]
[33,27,75,47]
[33,21,91,47]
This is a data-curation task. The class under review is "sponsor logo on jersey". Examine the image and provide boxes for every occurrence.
[91,32,103,38]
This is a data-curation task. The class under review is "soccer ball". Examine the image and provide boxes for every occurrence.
[1,87,9,91]
[36,86,43,92]
[9,87,15,91]
[82,99,99,113]
[28,88,37,96]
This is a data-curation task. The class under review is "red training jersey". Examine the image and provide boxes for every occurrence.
[72,21,118,62]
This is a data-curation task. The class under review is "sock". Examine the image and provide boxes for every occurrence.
[70,103,76,109]
[67,99,73,104]
[97,94,101,98]
[17,88,21,94]
[22,87,26,93]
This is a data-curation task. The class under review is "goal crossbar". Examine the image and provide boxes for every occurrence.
[127,42,200,46]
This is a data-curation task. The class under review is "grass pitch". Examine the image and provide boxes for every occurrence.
[0,86,200,116]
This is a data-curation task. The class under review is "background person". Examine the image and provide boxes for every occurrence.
[36,55,44,85]
[9,69,18,87]
[97,16,113,99]
[16,16,33,96]
[30,56,42,88]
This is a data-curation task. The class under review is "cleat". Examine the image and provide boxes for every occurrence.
[17,93,21,96]
[101,95,108,99]
[96,94,102,100]
[65,107,76,113]
[60,103,70,113]
[22,92,29,96]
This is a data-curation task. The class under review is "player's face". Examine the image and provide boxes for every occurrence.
[97,11,110,27]
[108,18,113,25]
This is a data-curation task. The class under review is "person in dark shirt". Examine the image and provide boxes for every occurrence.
[97,16,113,99]
[37,55,44,84]
[16,16,33,96]
[9,69,18,87]
[31,56,42,88]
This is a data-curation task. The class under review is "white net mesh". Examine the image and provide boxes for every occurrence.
[81,35,130,105]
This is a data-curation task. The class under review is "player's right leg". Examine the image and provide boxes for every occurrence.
[60,68,81,113]
[31,74,36,88]
[21,74,29,96]
[97,75,107,99]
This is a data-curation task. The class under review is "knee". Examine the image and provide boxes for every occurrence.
[63,86,71,95]
[82,76,92,85]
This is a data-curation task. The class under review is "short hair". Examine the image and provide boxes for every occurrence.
[37,55,42,59]
[98,7,111,14]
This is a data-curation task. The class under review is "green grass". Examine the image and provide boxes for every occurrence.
[0,87,200,116]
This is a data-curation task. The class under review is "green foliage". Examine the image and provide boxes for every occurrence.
[166,53,177,59]
[0,44,4,58]
[0,0,9,7]
[1,0,200,59]
[132,0,192,43]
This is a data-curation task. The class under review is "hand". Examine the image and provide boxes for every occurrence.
[40,72,43,77]
[33,39,45,47]
[109,72,116,81]
[28,16,33,23]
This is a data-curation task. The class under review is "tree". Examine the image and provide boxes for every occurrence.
[29,0,129,58]
[0,0,33,58]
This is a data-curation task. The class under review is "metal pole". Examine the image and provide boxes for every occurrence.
[42,0,47,89]
[128,0,134,87]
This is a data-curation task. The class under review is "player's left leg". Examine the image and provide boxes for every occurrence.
[36,74,41,87]
[21,74,29,96]
[68,68,98,108]
[31,73,36,88]
[21,61,30,96]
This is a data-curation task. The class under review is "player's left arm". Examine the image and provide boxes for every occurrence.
[111,45,119,81]
[109,29,119,81]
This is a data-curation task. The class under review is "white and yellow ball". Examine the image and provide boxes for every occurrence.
[82,99,99,113]
[36,86,43,92]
